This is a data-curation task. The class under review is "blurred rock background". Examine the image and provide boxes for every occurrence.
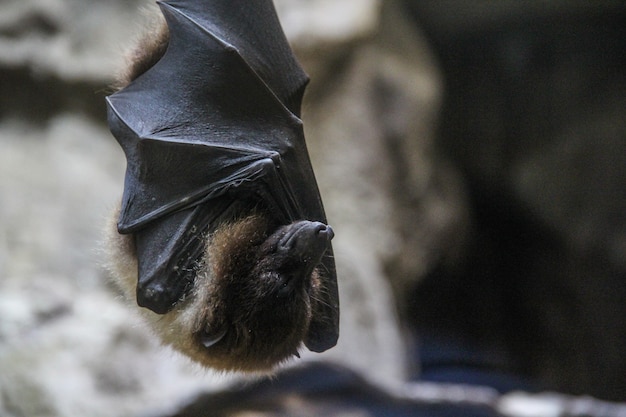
[0,0,625,416]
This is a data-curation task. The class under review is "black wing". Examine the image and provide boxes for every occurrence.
[106,0,338,352]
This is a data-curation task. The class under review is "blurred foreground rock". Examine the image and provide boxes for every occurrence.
[150,363,626,417]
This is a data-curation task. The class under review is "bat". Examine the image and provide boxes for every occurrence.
[105,0,339,371]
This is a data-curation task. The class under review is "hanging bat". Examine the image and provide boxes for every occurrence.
[105,0,339,372]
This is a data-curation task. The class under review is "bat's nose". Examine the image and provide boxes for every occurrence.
[279,221,333,249]
[314,223,334,241]
[275,221,334,267]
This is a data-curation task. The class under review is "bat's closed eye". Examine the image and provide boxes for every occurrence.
[276,273,297,297]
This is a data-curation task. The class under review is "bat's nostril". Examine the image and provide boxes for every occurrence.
[315,224,334,241]
[327,226,335,240]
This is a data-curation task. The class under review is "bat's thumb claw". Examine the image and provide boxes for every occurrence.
[200,325,227,348]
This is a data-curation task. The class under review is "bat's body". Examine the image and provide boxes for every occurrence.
[105,0,338,371]
[107,210,334,371]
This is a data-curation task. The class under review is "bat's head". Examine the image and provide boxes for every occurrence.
[190,214,334,371]
[105,210,334,372]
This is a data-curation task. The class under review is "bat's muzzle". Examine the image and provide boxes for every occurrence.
[275,221,334,275]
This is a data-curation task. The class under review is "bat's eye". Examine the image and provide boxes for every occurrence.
[277,282,289,297]
[276,273,297,298]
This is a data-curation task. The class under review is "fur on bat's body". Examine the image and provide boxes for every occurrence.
[106,208,330,372]
[113,10,169,90]
[105,11,334,372]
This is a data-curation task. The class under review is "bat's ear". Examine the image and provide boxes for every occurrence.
[305,259,340,352]
[305,320,339,353]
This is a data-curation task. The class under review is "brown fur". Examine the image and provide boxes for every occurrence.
[105,207,322,372]
[188,215,317,371]
[112,10,169,90]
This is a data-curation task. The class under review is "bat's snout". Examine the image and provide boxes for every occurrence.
[316,223,334,241]
[278,221,333,254]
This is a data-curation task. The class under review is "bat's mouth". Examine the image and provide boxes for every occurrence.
[260,221,334,295]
